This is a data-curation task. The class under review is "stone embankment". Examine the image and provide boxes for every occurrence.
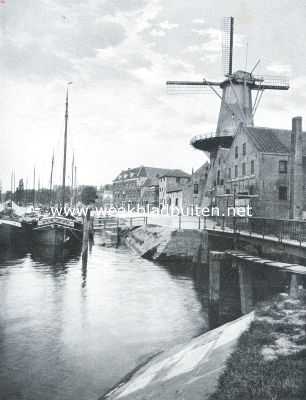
[123,224,208,263]
[102,312,254,400]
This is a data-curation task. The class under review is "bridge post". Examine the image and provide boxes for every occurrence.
[289,273,303,298]
[238,261,254,314]
[209,251,226,328]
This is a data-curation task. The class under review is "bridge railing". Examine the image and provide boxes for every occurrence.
[93,216,148,230]
[212,215,306,245]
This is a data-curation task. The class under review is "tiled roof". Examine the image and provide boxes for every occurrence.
[167,184,183,193]
[245,127,290,154]
[159,169,190,178]
[141,177,159,187]
[113,166,190,181]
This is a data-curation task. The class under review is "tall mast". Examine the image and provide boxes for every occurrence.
[37,177,40,205]
[71,153,74,205]
[62,87,69,208]
[49,152,54,208]
[13,170,15,202]
[33,166,36,208]
[74,165,77,206]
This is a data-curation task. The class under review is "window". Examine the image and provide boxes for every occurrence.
[225,189,230,194]
[235,146,238,159]
[194,183,199,194]
[249,185,255,195]
[251,160,255,175]
[242,162,246,176]
[217,170,220,185]
[279,186,288,201]
[243,143,246,156]
[175,198,179,206]
[176,177,181,183]
[228,168,231,179]
[235,165,238,178]
[279,160,288,174]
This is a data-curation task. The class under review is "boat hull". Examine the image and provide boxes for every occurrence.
[32,224,82,248]
[0,219,27,249]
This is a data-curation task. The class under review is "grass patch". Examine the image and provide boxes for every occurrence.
[209,292,306,400]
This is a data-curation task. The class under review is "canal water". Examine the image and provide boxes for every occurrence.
[0,234,210,400]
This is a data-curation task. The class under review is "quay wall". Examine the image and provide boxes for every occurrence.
[123,224,208,263]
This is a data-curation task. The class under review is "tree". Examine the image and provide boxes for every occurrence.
[15,179,25,205]
[81,186,97,205]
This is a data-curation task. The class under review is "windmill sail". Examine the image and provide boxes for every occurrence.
[166,80,221,95]
[222,16,234,77]
[252,75,289,90]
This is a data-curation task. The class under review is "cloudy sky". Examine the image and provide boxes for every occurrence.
[1,0,306,190]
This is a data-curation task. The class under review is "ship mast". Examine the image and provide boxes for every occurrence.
[61,83,72,208]
[49,152,54,208]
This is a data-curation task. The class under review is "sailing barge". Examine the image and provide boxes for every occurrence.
[0,216,25,248]
[31,85,83,249]
[32,216,83,247]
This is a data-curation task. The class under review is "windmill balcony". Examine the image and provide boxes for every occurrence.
[190,132,233,153]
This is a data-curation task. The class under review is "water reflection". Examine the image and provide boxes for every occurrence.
[0,234,208,400]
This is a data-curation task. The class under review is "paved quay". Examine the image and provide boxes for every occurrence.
[103,312,254,400]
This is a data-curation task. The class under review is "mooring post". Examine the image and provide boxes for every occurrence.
[89,211,94,241]
[116,218,120,247]
[238,261,254,314]
[82,208,90,257]
[289,273,303,298]
[209,251,225,329]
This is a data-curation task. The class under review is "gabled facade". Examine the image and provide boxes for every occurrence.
[113,166,190,208]
[159,170,191,208]
[203,121,306,220]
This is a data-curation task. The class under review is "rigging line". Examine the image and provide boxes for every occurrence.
[253,89,264,117]
[204,78,240,125]
[252,88,261,114]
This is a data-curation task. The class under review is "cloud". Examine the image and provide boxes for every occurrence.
[186,29,221,57]
[266,63,292,76]
[192,18,205,24]
[0,1,128,80]
[159,20,178,30]
[150,29,166,37]
[1,0,305,190]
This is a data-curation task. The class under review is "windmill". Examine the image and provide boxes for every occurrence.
[166,17,289,156]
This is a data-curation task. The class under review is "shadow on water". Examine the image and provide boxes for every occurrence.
[30,244,81,276]
[0,245,27,264]
[156,257,242,331]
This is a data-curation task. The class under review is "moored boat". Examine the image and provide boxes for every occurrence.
[32,215,83,248]
[31,85,83,249]
[0,212,27,249]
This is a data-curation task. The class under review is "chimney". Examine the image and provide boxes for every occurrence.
[289,117,304,220]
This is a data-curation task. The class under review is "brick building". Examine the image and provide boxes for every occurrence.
[158,170,191,208]
[139,178,159,208]
[113,166,189,208]
[203,118,306,219]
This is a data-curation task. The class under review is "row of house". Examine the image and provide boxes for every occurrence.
[104,117,306,220]
[112,165,209,210]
